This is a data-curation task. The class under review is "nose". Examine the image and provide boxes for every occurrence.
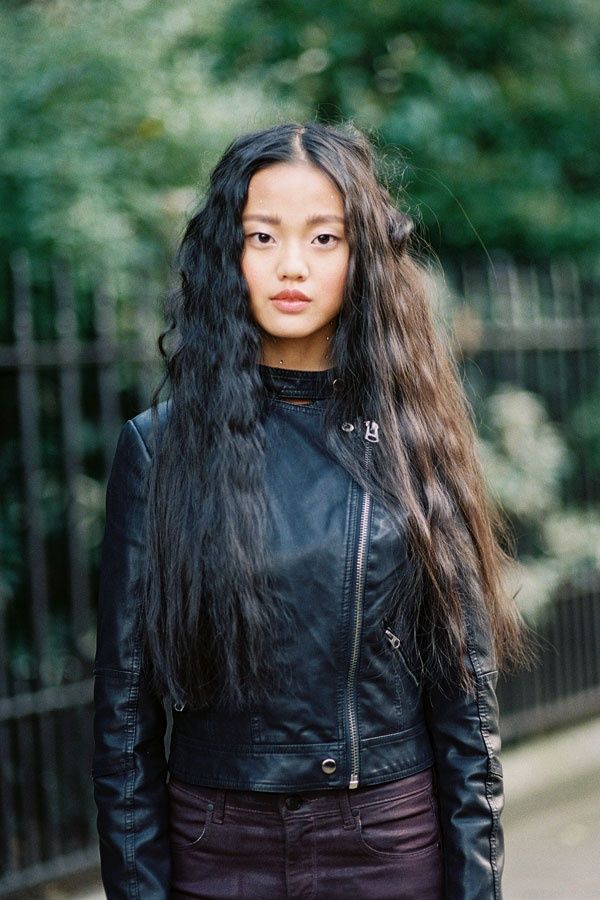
[276,241,309,281]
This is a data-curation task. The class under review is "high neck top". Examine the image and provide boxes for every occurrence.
[258,364,337,401]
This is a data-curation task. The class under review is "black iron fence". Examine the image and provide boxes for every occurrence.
[1,251,162,894]
[498,579,600,741]
[0,251,599,894]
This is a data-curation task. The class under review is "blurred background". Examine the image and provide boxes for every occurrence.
[1,1,598,897]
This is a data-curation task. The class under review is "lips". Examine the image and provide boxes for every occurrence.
[271,290,311,302]
[270,289,311,313]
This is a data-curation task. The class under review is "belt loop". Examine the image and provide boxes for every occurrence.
[338,789,356,830]
[211,788,226,825]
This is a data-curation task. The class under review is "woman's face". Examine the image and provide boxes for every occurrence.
[241,161,349,369]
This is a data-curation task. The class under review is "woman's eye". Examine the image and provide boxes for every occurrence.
[246,232,273,245]
[314,234,338,246]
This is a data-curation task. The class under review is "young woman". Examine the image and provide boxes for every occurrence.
[93,121,526,899]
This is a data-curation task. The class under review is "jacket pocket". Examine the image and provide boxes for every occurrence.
[383,625,420,690]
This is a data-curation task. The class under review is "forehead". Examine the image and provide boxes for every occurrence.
[243,162,344,216]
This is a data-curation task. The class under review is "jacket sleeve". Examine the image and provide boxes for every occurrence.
[93,419,171,899]
[423,599,505,900]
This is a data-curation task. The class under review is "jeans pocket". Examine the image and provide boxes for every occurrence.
[167,778,215,851]
[355,785,441,859]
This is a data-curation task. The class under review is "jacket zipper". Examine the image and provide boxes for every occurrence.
[384,623,420,689]
[347,442,373,789]
[384,626,401,650]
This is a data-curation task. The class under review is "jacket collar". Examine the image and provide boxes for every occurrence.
[258,364,337,401]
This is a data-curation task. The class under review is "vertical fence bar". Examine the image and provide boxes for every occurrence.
[564,259,594,507]
[592,585,600,690]
[548,261,572,443]
[94,282,122,479]
[53,261,96,860]
[10,249,48,868]
[505,259,527,386]
[487,258,511,384]
[0,492,15,876]
[53,260,92,656]
[528,264,566,708]
[134,277,161,415]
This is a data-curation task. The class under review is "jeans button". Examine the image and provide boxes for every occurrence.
[285,795,303,811]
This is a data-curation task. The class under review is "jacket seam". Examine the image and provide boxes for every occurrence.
[124,642,142,899]
[94,665,132,677]
[166,759,434,792]
[466,625,502,899]
[269,397,327,415]
[170,720,430,755]
[172,733,341,754]
[130,418,153,463]
[477,677,502,900]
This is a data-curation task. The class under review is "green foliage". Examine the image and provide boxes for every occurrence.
[3,0,597,278]
[214,0,600,265]
[478,385,600,618]
[0,0,299,287]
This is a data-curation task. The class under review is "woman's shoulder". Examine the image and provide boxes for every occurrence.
[126,400,171,457]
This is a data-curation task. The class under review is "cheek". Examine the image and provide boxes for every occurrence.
[241,255,265,325]
[325,255,349,303]
[240,252,254,293]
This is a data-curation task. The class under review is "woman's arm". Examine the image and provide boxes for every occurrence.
[424,602,504,900]
[93,419,171,899]
[423,615,504,900]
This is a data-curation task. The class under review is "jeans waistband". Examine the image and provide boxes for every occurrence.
[168,766,435,827]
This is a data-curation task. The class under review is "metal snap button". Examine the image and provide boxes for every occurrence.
[285,795,303,811]
[341,422,354,432]
[321,758,337,775]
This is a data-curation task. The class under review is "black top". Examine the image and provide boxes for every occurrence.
[258,364,337,401]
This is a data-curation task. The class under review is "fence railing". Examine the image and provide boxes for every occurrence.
[498,578,600,741]
[0,250,599,894]
[0,251,162,894]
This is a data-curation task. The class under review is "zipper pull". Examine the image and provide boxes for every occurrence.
[384,627,401,650]
[364,420,379,443]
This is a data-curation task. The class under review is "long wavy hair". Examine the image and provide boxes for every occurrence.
[142,121,527,710]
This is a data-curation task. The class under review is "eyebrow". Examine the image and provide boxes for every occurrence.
[242,213,345,226]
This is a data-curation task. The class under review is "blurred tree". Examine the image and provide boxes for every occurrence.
[478,385,600,619]
[214,0,600,266]
[0,0,298,298]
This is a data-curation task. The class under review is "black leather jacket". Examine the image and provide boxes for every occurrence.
[93,368,504,899]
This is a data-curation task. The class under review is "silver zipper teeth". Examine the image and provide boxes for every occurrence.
[347,449,372,790]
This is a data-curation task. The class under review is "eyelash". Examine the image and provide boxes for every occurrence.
[246,232,340,247]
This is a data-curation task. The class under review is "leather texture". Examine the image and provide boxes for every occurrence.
[93,383,504,899]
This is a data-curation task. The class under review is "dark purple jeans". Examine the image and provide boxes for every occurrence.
[168,767,443,899]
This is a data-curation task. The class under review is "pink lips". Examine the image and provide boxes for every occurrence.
[270,289,311,313]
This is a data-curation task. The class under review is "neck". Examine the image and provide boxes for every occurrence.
[259,324,335,371]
